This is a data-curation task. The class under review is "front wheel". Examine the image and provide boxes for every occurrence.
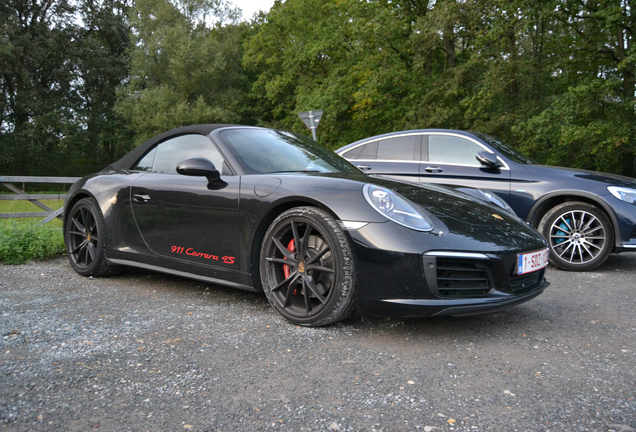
[65,198,120,277]
[260,207,356,326]
[538,201,614,271]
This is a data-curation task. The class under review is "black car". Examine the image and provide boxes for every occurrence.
[336,129,636,271]
[64,125,549,326]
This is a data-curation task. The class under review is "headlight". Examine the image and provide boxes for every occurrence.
[478,189,516,214]
[363,184,434,231]
[608,186,636,204]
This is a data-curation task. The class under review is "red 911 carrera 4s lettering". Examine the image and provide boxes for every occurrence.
[170,245,235,264]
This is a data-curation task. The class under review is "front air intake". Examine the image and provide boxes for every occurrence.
[436,260,493,297]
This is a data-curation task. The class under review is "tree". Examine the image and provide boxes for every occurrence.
[74,0,133,170]
[0,0,78,175]
[0,0,133,176]
[116,0,249,147]
[244,0,441,148]
[517,0,636,176]
[244,0,635,176]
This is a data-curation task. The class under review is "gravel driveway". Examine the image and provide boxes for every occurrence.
[1,254,635,431]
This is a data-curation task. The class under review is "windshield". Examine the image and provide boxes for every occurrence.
[472,132,535,165]
[219,128,361,175]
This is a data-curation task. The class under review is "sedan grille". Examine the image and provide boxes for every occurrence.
[436,260,493,297]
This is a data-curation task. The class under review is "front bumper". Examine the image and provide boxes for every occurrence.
[347,222,549,318]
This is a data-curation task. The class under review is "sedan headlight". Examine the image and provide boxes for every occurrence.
[608,186,636,204]
[363,184,434,231]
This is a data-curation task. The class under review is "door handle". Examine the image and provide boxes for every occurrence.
[424,166,443,173]
[133,194,151,203]
[357,165,372,171]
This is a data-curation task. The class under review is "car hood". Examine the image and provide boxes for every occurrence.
[360,176,546,250]
[526,165,636,188]
[362,174,532,226]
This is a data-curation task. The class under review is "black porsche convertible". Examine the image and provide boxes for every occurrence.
[64,125,550,326]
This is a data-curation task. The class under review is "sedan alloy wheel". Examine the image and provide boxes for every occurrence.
[540,202,613,271]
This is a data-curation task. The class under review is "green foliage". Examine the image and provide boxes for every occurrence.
[116,0,249,146]
[243,0,635,174]
[1,0,636,177]
[514,79,629,172]
[0,0,133,176]
[0,220,65,264]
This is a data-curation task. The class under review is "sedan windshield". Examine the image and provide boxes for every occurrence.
[219,128,361,175]
[472,132,535,165]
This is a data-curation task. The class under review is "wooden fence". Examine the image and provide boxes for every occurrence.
[0,176,80,225]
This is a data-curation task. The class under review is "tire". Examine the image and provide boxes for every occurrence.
[260,207,356,326]
[538,201,614,271]
[65,198,120,277]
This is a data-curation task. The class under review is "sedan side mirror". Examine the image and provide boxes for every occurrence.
[177,157,227,190]
[476,151,503,169]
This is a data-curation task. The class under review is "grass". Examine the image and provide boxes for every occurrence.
[0,198,66,264]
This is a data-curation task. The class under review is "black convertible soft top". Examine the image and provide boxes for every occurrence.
[108,124,238,171]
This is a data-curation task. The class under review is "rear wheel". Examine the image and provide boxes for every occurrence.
[260,207,356,326]
[538,202,613,271]
[65,198,120,277]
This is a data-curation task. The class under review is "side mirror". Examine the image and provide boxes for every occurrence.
[476,151,503,169]
[177,157,227,190]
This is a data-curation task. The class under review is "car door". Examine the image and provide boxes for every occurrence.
[340,134,422,182]
[420,133,512,201]
[130,134,240,270]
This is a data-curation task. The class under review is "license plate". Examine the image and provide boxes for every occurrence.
[517,248,549,275]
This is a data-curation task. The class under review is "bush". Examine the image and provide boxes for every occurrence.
[0,220,66,264]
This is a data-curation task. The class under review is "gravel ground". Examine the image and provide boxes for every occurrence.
[1,254,635,432]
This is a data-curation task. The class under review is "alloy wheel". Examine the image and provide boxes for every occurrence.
[264,218,335,318]
[67,205,100,270]
[260,207,355,326]
[548,209,606,265]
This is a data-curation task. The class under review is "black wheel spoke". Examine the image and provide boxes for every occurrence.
[86,242,96,263]
[272,272,299,292]
[301,280,311,316]
[283,280,297,307]
[299,223,313,258]
[71,216,86,233]
[79,244,89,265]
[306,246,330,265]
[70,240,88,256]
[272,237,295,260]
[304,279,328,304]
[306,263,334,274]
[266,257,293,266]
[291,220,302,250]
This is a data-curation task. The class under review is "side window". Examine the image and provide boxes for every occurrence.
[376,135,419,161]
[132,134,227,174]
[428,135,484,166]
[133,147,157,172]
[342,141,378,160]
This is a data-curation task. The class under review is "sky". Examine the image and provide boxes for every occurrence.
[231,0,276,20]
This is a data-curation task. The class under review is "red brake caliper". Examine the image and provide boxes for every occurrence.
[283,239,298,295]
